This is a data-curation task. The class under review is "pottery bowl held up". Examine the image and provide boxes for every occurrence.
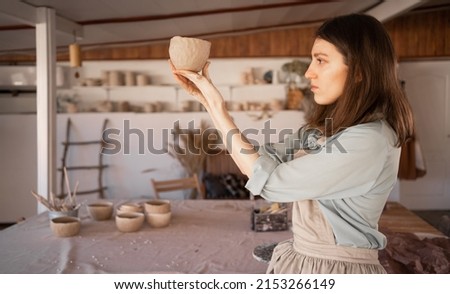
[115,211,145,233]
[50,216,81,237]
[169,36,211,72]
[87,201,114,221]
[146,211,171,228]
[144,200,171,214]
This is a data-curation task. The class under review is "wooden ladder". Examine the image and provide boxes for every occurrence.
[59,118,109,199]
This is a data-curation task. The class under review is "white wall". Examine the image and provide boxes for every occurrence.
[0,111,305,222]
[398,60,450,210]
[0,115,37,222]
[1,57,312,222]
[1,58,448,223]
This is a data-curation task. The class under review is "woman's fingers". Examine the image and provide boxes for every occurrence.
[169,60,185,83]
[168,59,176,70]
[171,71,191,91]
[202,61,211,81]
[168,60,213,108]
[175,69,207,85]
[168,60,198,95]
[169,59,211,85]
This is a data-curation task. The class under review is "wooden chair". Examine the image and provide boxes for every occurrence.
[151,173,205,199]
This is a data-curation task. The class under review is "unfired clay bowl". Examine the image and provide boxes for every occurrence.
[169,36,211,72]
[87,201,114,221]
[50,216,81,237]
[146,212,171,228]
[115,211,145,233]
[144,200,171,214]
[117,202,143,213]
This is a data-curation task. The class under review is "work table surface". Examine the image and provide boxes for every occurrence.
[0,200,443,274]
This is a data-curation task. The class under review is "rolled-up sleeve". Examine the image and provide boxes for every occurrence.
[245,126,321,196]
[245,155,279,195]
[245,122,389,202]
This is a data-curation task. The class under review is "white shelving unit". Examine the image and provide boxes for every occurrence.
[54,58,312,113]
[59,83,295,113]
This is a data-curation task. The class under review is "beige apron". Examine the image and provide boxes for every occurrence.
[267,200,386,274]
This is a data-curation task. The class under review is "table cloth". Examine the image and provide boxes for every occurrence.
[0,200,443,274]
[0,199,291,274]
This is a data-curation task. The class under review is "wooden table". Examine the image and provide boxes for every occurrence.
[379,202,444,236]
[0,200,444,274]
[378,202,448,274]
[0,199,292,274]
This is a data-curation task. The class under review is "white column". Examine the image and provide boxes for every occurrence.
[35,7,56,213]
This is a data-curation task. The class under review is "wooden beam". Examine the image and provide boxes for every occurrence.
[35,7,57,213]
[0,0,37,26]
[0,0,83,38]
[365,0,426,22]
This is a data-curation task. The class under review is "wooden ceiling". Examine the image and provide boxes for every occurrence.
[1,0,444,55]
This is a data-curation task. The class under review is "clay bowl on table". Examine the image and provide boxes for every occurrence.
[144,200,171,214]
[50,216,81,237]
[146,211,172,228]
[115,211,145,233]
[169,36,211,72]
[117,202,143,213]
[87,201,114,221]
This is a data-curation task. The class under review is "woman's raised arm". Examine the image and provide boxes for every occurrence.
[169,60,259,177]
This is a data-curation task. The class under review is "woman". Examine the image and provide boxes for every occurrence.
[170,14,414,274]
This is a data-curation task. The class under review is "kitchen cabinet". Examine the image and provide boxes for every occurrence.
[398,61,450,210]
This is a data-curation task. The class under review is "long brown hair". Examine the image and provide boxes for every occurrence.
[307,14,414,146]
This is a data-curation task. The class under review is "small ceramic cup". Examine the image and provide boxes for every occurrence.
[144,200,171,214]
[117,202,143,213]
[87,201,114,221]
[50,216,81,237]
[115,211,145,233]
[146,211,171,228]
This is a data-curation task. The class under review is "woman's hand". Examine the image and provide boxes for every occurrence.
[169,59,258,176]
[169,60,222,111]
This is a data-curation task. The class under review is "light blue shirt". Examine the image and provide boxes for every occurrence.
[245,120,401,249]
